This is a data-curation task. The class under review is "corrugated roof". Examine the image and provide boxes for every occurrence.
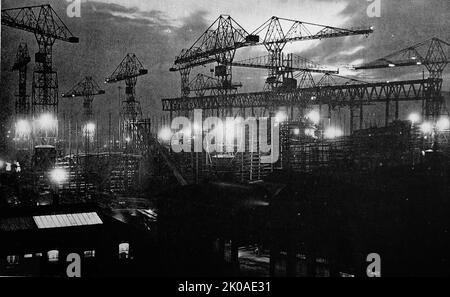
[0,212,103,231]
[33,212,103,229]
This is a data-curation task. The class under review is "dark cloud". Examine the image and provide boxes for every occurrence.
[295,0,450,83]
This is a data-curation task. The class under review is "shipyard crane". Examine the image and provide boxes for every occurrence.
[105,53,148,144]
[188,73,243,97]
[1,4,79,117]
[170,15,256,98]
[12,42,31,117]
[251,16,372,90]
[62,77,105,156]
[62,76,105,119]
[232,53,339,90]
[170,15,373,96]
[354,37,450,119]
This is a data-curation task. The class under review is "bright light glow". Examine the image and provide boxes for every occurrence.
[15,119,31,138]
[416,62,422,65]
[420,121,433,134]
[119,242,130,259]
[84,122,96,133]
[388,63,396,67]
[38,113,57,130]
[50,168,68,184]
[293,128,300,135]
[324,126,344,139]
[408,113,420,124]
[47,250,59,262]
[125,137,131,143]
[304,128,316,138]
[158,127,172,141]
[275,111,288,123]
[436,117,450,131]
[0,159,4,168]
[306,110,321,125]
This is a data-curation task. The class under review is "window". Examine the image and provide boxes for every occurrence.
[24,254,33,259]
[6,255,19,265]
[118,243,129,259]
[84,250,96,258]
[47,250,59,262]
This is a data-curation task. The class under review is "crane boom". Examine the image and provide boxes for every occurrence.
[105,54,148,83]
[231,53,338,74]
[171,15,373,71]
[1,4,79,43]
[354,37,449,78]
[62,77,105,98]
[2,4,79,123]
[253,16,372,47]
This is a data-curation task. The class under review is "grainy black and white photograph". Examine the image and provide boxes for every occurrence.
[0,0,449,288]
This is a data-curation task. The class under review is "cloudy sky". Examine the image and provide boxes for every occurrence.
[1,0,450,125]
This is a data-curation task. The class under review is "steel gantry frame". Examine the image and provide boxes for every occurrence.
[105,53,148,147]
[162,78,439,133]
[62,76,105,120]
[354,37,450,119]
[2,4,79,116]
[251,16,372,90]
[167,14,373,121]
[170,15,256,98]
[170,15,372,97]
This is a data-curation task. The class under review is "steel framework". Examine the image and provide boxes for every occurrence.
[232,53,338,74]
[11,42,31,117]
[105,53,148,145]
[162,78,437,111]
[170,15,255,97]
[188,73,243,97]
[354,37,450,119]
[169,14,372,97]
[2,4,79,116]
[251,16,372,90]
[62,76,105,119]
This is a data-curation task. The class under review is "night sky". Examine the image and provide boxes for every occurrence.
[1,0,450,154]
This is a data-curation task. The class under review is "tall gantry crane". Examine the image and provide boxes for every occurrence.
[188,73,243,97]
[354,37,450,119]
[62,77,105,155]
[12,42,31,117]
[1,4,79,117]
[169,15,373,98]
[105,53,148,143]
[170,15,258,98]
[232,53,339,90]
[251,16,372,90]
[62,76,105,120]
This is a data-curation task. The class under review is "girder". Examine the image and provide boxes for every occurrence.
[162,78,439,111]
[62,77,105,119]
